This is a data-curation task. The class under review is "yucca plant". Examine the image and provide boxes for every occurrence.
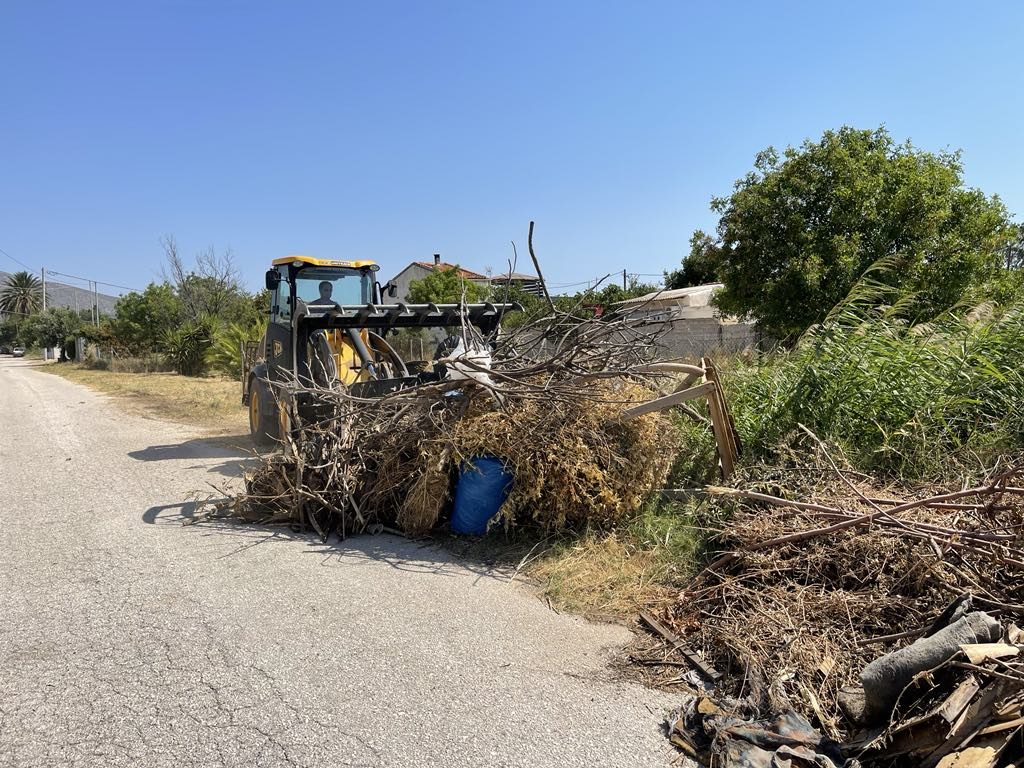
[161,316,216,376]
[206,320,266,378]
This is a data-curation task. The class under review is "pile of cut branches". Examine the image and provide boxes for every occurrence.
[219,307,690,538]
[668,456,1024,746]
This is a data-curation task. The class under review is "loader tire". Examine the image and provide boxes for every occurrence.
[249,378,279,447]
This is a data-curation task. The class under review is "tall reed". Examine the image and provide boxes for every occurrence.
[729,276,1024,480]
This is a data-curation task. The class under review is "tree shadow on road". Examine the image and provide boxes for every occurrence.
[128,434,261,479]
[142,496,545,585]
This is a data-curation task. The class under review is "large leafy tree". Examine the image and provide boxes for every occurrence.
[0,317,18,348]
[408,266,486,303]
[0,271,43,318]
[689,126,1013,338]
[665,231,721,289]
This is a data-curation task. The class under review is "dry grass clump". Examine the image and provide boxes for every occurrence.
[44,364,246,432]
[531,533,678,618]
[396,447,453,534]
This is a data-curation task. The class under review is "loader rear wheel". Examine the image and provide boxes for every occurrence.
[249,378,279,447]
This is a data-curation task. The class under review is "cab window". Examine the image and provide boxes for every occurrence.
[295,268,372,310]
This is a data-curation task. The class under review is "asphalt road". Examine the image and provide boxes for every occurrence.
[0,358,678,767]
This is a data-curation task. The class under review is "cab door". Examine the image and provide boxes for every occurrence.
[265,279,293,381]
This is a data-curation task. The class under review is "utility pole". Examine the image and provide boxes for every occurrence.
[622,269,627,290]
[41,267,46,311]
[92,281,99,325]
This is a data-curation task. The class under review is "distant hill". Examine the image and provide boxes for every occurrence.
[0,271,121,317]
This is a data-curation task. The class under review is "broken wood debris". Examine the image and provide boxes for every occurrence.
[662,455,1024,767]
[638,610,721,683]
[666,609,1024,768]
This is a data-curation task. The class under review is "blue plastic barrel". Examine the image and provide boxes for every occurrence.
[450,456,513,535]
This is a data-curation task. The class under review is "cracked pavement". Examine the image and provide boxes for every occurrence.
[0,359,678,767]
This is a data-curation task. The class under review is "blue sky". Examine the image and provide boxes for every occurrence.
[1,1,1021,296]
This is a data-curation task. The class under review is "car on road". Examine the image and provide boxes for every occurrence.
[12,347,25,357]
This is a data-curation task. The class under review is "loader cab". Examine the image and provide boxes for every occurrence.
[263,256,381,385]
[246,254,518,446]
[266,256,377,323]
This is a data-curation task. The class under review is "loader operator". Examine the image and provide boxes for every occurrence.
[317,281,341,311]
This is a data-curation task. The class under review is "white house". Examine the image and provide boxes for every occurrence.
[613,283,758,357]
[614,283,724,322]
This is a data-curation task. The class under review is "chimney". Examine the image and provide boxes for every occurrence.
[433,253,441,267]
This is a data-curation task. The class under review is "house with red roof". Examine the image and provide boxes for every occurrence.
[386,254,541,301]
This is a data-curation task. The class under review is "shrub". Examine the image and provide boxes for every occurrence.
[728,281,1024,480]
[207,321,265,378]
[161,319,214,377]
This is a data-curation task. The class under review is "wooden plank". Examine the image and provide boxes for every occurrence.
[638,610,722,682]
[977,718,1024,736]
[621,382,716,419]
[673,372,702,392]
[705,384,736,479]
[937,675,983,726]
[960,644,1020,665]
[632,362,706,377]
[703,357,742,457]
[924,681,1008,768]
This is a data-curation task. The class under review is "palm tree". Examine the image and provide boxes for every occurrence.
[0,271,43,318]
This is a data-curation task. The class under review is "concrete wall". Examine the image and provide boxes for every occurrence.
[653,318,759,360]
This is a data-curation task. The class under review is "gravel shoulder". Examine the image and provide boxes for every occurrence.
[0,358,677,767]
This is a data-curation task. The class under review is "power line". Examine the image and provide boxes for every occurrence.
[0,252,141,294]
[45,269,141,293]
[0,246,36,272]
[548,274,615,289]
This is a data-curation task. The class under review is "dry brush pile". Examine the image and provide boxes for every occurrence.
[667,453,1024,751]
[222,310,684,538]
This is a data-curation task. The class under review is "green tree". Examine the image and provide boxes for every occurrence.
[0,271,43,318]
[20,308,83,360]
[0,317,19,348]
[408,266,486,303]
[694,126,1013,339]
[588,279,659,307]
[235,288,270,328]
[665,231,720,289]
[110,282,183,354]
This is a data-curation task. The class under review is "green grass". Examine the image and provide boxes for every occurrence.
[726,285,1024,481]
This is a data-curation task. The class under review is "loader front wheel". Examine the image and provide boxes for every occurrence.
[249,378,279,447]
